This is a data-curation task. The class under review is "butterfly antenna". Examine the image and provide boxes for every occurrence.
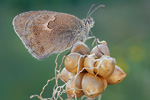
[86,4,95,20]
[88,4,105,18]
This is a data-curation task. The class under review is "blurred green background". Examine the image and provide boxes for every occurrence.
[0,0,150,100]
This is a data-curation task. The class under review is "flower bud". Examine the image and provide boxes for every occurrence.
[91,41,110,58]
[84,54,97,75]
[60,67,75,83]
[106,65,127,85]
[65,53,84,73]
[66,72,86,98]
[82,73,105,98]
[102,78,107,90]
[71,42,90,55]
[94,55,116,78]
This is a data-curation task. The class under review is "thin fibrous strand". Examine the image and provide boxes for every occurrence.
[52,52,62,100]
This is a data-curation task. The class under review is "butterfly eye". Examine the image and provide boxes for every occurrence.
[87,20,90,24]
[85,19,90,25]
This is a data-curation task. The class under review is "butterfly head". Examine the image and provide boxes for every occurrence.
[82,17,94,29]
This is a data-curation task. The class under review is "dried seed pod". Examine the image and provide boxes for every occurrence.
[82,73,105,98]
[71,42,90,55]
[91,41,110,58]
[106,65,127,85]
[94,55,116,78]
[65,53,84,73]
[66,72,86,98]
[59,67,75,83]
[84,54,97,75]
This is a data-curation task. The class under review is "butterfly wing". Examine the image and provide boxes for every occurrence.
[13,11,83,60]
[13,11,53,37]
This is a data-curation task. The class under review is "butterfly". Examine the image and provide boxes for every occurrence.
[12,5,104,60]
